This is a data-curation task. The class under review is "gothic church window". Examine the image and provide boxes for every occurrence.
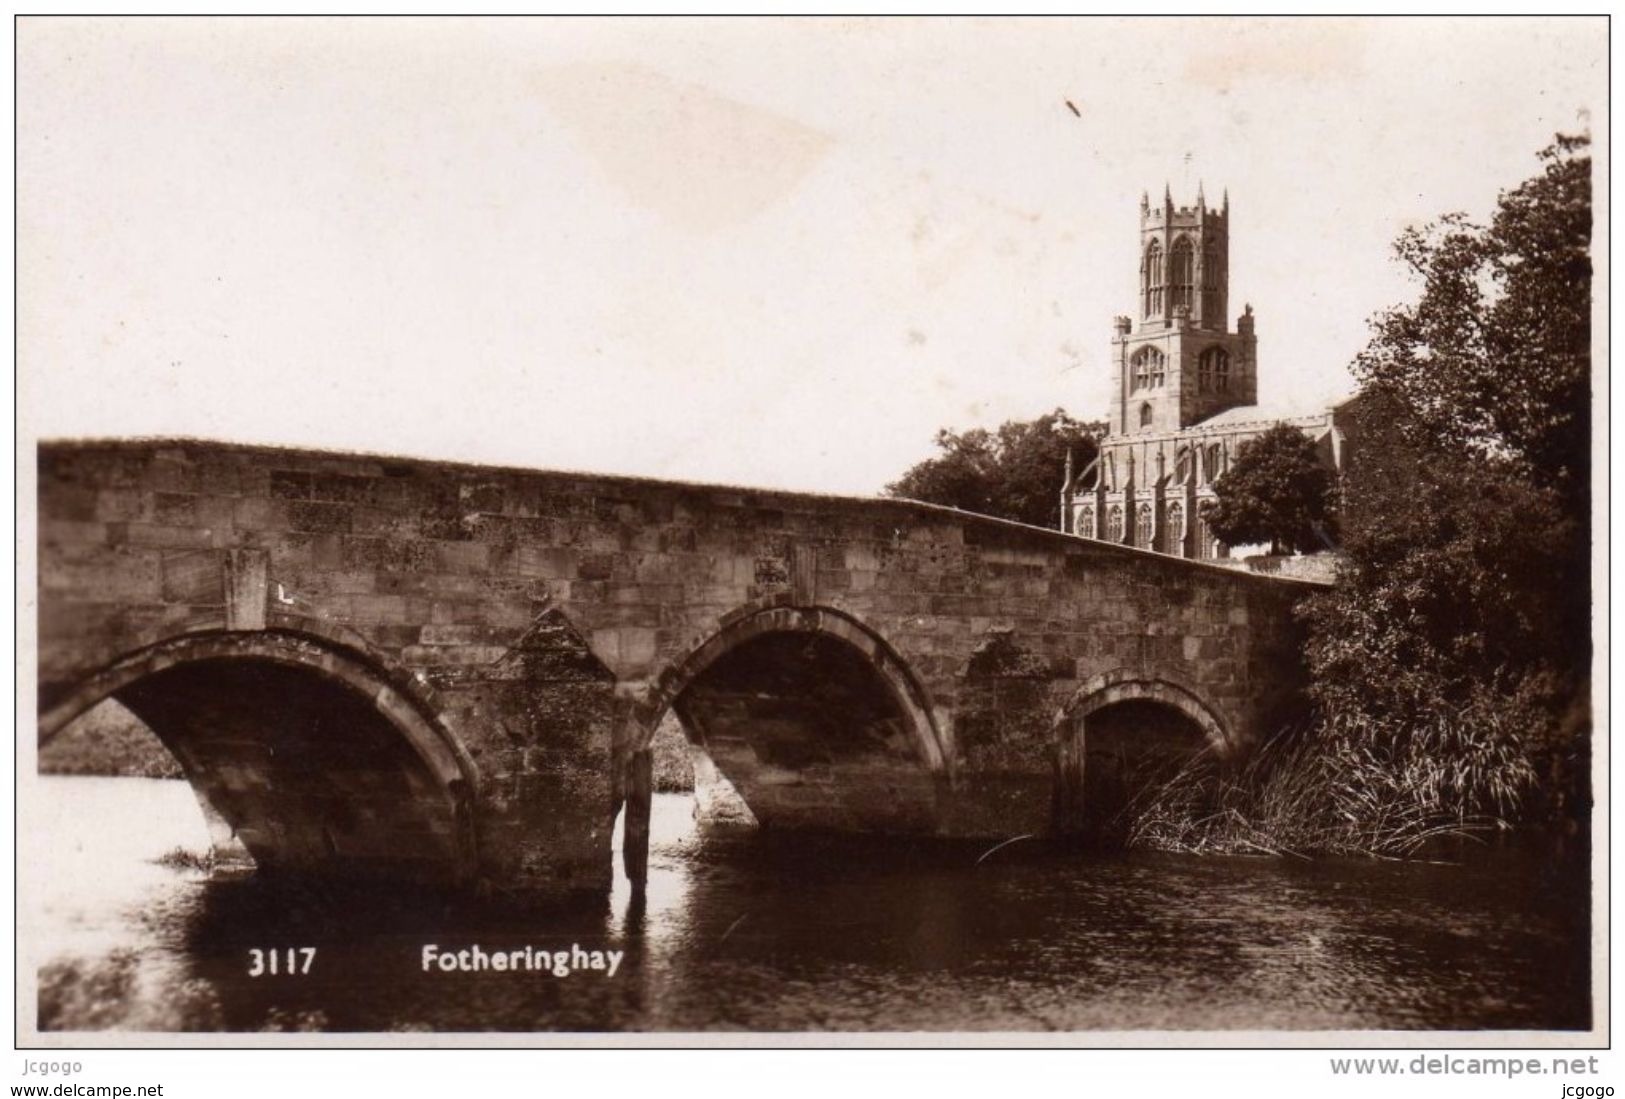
[1135,502,1155,548]
[1196,506,1218,559]
[1142,240,1163,316]
[1199,347,1230,393]
[1106,504,1124,542]
[1076,505,1095,539]
[1164,501,1185,554]
[1169,237,1195,311]
[1131,346,1165,391]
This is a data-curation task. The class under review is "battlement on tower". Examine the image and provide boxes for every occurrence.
[1143,204,1226,225]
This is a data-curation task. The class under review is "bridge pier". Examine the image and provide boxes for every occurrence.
[1052,731,1088,838]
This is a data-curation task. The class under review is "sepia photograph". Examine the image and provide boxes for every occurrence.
[14,14,1608,1059]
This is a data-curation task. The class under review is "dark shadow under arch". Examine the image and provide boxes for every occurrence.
[643,605,948,834]
[1052,672,1233,840]
[40,630,479,885]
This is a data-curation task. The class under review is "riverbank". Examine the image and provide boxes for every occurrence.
[38,700,181,779]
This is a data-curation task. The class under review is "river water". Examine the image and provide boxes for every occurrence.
[26,777,1591,1034]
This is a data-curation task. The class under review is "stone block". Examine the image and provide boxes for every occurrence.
[152,493,197,526]
[120,523,217,550]
[41,550,162,601]
[94,489,151,523]
[148,460,197,493]
[617,627,659,671]
[515,546,577,579]
[195,463,241,497]
[435,541,489,574]
[269,471,314,499]
[232,496,281,532]
[345,593,408,624]
[161,550,223,604]
[310,473,375,503]
[288,500,352,534]
[350,507,418,538]
[41,485,98,522]
[39,519,110,550]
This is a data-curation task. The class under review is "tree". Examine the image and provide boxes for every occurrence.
[886,409,1106,528]
[1355,134,1591,517]
[1300,135,1592,821]
[1304,392,1579,722]
[1203,423,1336,555]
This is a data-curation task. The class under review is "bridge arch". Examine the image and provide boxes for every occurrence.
[643,603,947,833]
[1055,671,1233,754]
[40,629,479,885]
[1052,671,1233,838]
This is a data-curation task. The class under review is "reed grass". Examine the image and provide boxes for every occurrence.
[153,846,220,873]
[1126,706,1539,859]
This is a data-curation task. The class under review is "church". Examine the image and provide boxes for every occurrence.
[1059,186,1358,562]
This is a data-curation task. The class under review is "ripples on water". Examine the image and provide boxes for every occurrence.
[26,777,1590,1033]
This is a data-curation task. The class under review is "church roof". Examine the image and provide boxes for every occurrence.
[1188,393,1356,431]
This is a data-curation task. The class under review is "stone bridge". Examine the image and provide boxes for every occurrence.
[35,440,1319,895]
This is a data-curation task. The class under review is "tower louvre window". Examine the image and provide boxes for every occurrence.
[1202,243,1220,320]
[1130,346,1166,391]
[1199,347,1231,393]
[1169,237,1195,311]
[1142,240,1164,316]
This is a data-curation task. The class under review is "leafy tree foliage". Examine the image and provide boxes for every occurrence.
[1301,135,1592,822]
[1355,133,1591,516]
[886,409,1106,528]
[1305,393,1580,721]
[1204,423,1336,555]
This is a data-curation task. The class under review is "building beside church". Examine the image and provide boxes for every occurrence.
[1060,186,1357,561]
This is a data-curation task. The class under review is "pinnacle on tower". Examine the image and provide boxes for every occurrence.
[1196,180,1206,209]
[1222,187,1229,215]
[1163,183,1173,211]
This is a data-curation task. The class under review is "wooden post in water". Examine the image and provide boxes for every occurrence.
[623,748,653,891]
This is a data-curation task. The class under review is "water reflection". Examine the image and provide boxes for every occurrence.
[29,778,1589,1033]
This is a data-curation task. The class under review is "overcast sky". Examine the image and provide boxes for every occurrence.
[18,17,1605,495]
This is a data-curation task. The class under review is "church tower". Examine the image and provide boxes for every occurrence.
[1065,183,1350,563]
[1106,185,1257,436]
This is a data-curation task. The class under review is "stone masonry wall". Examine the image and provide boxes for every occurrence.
[37,440,1315,890]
